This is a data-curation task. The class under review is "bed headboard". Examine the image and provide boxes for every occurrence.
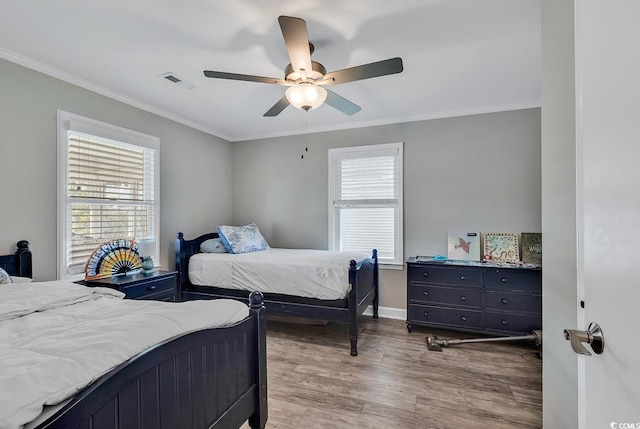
[175,232,219,294]
[0,240,32,278]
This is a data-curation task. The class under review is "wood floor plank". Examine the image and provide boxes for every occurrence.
[241,317,541,429]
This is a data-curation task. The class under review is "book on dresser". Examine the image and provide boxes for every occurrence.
[405,257,541,335]
[521,232,543,265]
[447,231,480,261]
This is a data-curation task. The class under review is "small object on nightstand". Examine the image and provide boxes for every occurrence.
[141,256,154,272]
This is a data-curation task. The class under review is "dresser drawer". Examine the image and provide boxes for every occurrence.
[484,311,540,333]
[408,284,482,308]
[408,265,482,287]
[484,269,541,292]
[485,292,541,313]
[408,304,481,329]
[122,276,175,299]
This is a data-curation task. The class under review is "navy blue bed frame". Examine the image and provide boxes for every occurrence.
[1,241,268,429]
[0,240,32,278]
[175,232,379,356]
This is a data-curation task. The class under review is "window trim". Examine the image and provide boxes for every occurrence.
[328,142,404,267]
[57,110,160,280]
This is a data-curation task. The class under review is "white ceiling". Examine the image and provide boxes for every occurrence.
[0,0,540,142]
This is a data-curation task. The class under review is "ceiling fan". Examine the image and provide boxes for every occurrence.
[203,15,404,117]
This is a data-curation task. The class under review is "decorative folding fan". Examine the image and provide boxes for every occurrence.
[84,239,142,280]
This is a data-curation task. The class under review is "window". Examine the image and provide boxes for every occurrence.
[57,111,159,280]
[328,142,403,266]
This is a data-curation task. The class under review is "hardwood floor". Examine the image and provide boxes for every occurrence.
[243,317,542,429]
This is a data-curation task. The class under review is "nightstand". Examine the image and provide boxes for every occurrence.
[77,270,177,301]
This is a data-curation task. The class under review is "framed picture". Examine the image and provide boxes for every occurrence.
[521,232,542,265]
[447,232,480,261]
[483,233,519,263]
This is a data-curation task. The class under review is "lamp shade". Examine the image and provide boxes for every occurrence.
[285,82,327,111]
[137,239,156,258]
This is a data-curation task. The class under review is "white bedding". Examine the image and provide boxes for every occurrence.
[188,248,371,300]
[0,280,249,429]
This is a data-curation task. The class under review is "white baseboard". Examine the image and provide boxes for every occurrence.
[363,305,406,321]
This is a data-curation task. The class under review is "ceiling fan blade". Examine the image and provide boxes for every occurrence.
[263,95,290,117]
[324,89,361,116]
[278,16,313,76]
[322,57,404,86]
[204,70,286,85]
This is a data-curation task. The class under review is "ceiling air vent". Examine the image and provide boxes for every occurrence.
[160,72,195,89]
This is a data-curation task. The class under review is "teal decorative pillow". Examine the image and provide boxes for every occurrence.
[217,223,269,254]
[200,238,228,253]
[0,267,13,284]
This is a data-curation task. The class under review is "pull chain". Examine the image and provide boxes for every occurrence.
[301,112,307,159]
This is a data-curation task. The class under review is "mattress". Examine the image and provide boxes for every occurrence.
[0,280,249,429]
[188,248,371,300]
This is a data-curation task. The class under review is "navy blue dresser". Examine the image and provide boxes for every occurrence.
[406,258,541,335]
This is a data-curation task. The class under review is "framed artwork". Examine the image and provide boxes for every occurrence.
[483,233,519,263]
[521,233,542,265]
[447,232,480,261]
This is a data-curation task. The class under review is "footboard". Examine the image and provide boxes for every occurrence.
[37,295,268,429]
[347,249,379,356]
[350,249,379,317]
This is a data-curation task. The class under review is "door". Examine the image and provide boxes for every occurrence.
[575,1,640,427]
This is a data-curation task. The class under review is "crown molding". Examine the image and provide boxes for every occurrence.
[0,47,233,142]
[231,101,541,142]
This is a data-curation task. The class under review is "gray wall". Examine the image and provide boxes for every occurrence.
[0,55,542,312]
[232,108,542,309]
[0,58,233,280]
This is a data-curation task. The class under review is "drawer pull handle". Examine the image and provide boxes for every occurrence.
[423,312,429,317]
[460,276,466,281]
[501,278,508,283]
[422,272,429,278]
[148,285,157,291]
[501,298,508,304]
[461,316,467,322]
[423,291,429,297]
[460,296,467,301]
[501,320,508,325]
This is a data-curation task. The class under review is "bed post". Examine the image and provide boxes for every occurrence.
[248,291,268,429]
[348,259,359,356]
[372,249,379,318]
[175,232,186,302]
[16,240,32,278]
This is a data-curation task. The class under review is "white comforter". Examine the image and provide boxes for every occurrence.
[0,281,249,429]
[189,248,371,300]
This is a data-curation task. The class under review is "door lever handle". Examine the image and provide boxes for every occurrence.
[563,322,605,355]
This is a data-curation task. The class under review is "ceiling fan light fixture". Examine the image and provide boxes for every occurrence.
[285,82,327,111]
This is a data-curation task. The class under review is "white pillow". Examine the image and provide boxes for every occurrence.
[200,238,228,253]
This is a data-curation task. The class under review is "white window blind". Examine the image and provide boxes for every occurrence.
[57,111,160,279]
[329,143,403,266]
